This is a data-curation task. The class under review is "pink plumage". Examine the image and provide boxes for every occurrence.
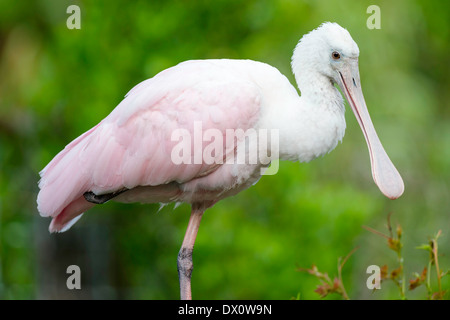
[37,60,266,232]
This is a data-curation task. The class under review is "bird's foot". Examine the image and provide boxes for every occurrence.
[83,189,127,204]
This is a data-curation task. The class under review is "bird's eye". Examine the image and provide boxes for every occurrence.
[332,51,341,60]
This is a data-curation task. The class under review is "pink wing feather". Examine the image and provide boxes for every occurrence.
[37,60,262,232]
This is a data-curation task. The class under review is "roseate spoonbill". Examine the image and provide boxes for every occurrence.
[37,22,404,299]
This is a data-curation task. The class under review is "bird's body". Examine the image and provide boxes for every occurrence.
[37,23,404,299]
[37,58,347,231]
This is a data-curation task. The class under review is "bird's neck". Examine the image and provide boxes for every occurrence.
[272,71,346,163]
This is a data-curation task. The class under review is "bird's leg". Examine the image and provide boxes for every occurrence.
[178,206,204,300]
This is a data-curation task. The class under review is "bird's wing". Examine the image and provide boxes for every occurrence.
[37,60,262,219]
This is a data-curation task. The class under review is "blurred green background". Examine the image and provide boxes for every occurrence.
[0,0,449,299]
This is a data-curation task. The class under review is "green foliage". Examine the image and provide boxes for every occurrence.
[0,0,449,299]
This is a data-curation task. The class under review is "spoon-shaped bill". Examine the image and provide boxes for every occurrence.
[336,60,404,199]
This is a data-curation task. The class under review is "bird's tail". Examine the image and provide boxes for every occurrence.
[37,125,100,232]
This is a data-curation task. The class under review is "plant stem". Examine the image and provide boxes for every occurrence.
[337,247,358,300]
[398,251,406,299]
[426,260,432,300]
[432,232,443,299]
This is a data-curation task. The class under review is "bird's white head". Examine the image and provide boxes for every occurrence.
[292,22,404,200]
[292,22,359,86]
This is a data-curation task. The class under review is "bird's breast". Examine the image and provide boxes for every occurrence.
[265,98,347,163]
